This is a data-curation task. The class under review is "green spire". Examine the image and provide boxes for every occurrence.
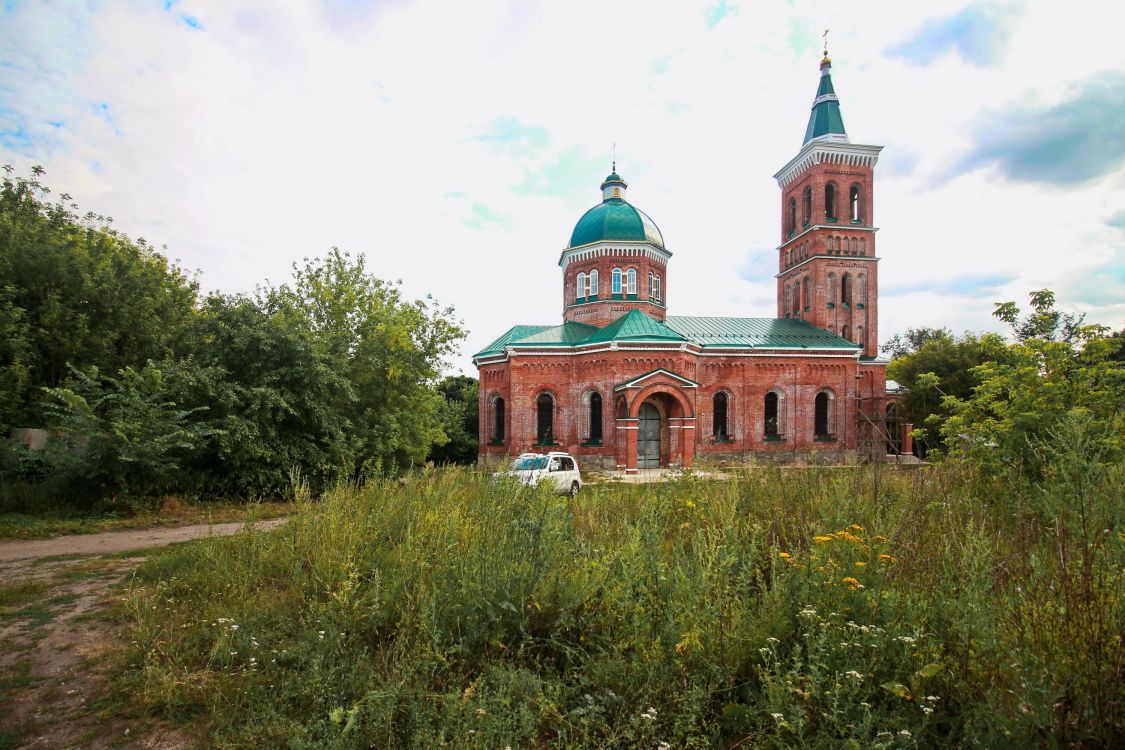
[803,53,848,145]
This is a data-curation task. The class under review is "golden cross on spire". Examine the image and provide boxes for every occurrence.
[822,28,829,56]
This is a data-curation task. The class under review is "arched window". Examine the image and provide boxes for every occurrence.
[850,183,862,223]
[788,197,797,235]
[536,393,554,445]
[841,273,852,305]
[576,272,586,301]
[857,325,865,348]
[648,271,655,301]
[841,324,850,342]
[492,396,505,442]
[764,391,782,437]
[814,391,834,439]
[653,274,662,302]
[834,236,841,253]
[791,280,800,315]
[803,186,812,226]
[588,392,602,442]
[827,272,837,303]
[589,269,599,298]
[783,284,791,317]
[856,274,866,304]
[825,182,837,220]
[802,277,811,309]
[860,238,867,255]
[612,267,623,294]
[712,392,728,440]
[626,268,637,295]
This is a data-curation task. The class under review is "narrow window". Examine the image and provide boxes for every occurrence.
[792,280,800,315]
[627,268,637,294]
[803,277,811,309]
[856,274,866,304]
[784,284,791,317]
[788,197,797,235]
[827,272,837,302]
[764,391,779,437]
[850,184,861,222]
[857,325,865,348]
[814,392,831,438]
[841,324,850,341]
[589,269,599,297]
[576,272,586,302]
[648,271,655,301]
[803,186,812,226]
[712,392,728,440]
[588,392,602,442]
[861,238,867,255]
[536,393,554,444]
[493,397,505,442]
[825,183,837,220]
[612,267,622,294]
[841,273,852,305]
[654,274,662,302]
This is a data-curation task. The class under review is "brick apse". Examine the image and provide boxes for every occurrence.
[475,53,896,471]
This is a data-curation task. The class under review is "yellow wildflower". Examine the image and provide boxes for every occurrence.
[813,535,834,544]
[778,552,792,559]
[680,521,693,530]
[879,553,897,563]
[855,561,866,567]
[849,524,865,532]
[841,577,862,590]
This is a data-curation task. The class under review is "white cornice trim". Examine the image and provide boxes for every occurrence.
[472,344,861,365]
[558,242,672,269]
[773,142,883,188]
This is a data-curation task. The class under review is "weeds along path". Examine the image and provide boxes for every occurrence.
[0,518,290,749]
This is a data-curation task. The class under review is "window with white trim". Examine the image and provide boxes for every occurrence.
[576,272,586,301]
[627,268,637,295]
[589,269,599,297]
[612,267,623,294]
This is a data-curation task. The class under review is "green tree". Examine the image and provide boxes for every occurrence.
[169,294,359,497]
[0,167,198,426]
[428,375,479,465]
[262,249,465,475]
[941,290,1125,480]
[885,329,1006,455]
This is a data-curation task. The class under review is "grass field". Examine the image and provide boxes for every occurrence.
[114,463,1123,748]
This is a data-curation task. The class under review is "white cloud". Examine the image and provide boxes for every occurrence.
[2,0,1122,374]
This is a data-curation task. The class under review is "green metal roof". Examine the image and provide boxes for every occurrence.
[474,313,860,360]
[473,324,553,358]
[569,197,664,249]
[664,316,859,349]
[803,60,847,145]
[582,309,686,345]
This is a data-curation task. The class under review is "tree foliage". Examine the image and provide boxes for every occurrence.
[428,375,480,465]
[885,328,1006,454]
[0,166,198,427]
[1,170,466,505]
[940,290,1125,481]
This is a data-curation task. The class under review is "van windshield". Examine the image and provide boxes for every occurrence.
[512,456,548,471]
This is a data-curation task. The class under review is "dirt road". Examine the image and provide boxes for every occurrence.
[0,516,290,563]
[0,516,289,749]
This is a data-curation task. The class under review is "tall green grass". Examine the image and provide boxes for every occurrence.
[118,462,1123,748]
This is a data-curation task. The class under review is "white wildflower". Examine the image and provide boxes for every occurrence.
[899,730,912,738]
[770,712,784,721]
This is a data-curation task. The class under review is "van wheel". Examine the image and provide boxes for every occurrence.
[569,481,580,497]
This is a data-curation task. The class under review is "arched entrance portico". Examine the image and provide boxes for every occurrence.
[620,383,696,472]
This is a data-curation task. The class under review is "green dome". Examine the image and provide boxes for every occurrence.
[569,198,664,248]
[569,171,664,249]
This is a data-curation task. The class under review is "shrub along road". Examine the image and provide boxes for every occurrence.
[0,517,290,749]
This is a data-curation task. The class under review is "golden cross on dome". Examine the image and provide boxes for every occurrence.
[822,28,829,56]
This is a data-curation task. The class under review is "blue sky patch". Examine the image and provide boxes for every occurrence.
[462,201,509,231]
[476,116,548,153]
[181,14,203,30]
[889,4,1011,67]
[705,0,736,29]
[883,274,1014,297]
[1107,210,1125,232]
[515,146,607,199]
[954,73,1125,185]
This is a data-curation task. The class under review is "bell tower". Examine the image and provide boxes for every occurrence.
[772,49,882,358]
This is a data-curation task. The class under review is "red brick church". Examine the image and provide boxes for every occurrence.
[475,53,896,470]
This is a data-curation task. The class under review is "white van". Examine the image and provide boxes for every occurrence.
[495,452,583,496]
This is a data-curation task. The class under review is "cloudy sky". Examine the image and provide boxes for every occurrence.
[2,0,1123,372]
